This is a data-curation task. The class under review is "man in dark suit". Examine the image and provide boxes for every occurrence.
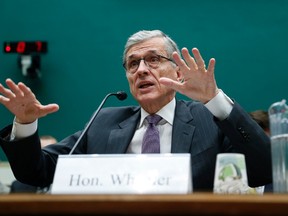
[9,135,57,193]
[0,30,272,191]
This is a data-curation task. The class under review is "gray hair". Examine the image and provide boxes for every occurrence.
[122,30,180,65]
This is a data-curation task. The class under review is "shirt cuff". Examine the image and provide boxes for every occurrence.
[204,90,234,121]
[11,118,38,140]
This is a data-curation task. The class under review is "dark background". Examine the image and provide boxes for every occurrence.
[0,0,287,160]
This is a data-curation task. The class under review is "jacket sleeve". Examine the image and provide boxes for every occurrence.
[0,125,56,187]
[215,102,272,187]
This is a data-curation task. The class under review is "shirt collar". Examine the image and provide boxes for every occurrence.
[139,98,176,128]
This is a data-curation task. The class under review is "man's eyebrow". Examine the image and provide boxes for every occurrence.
[127,50,159,60]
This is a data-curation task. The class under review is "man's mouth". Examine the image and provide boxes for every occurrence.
[139,83,154,89]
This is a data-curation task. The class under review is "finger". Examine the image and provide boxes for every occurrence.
[0,95,10,103]
[192,48,206,70]
[0,83,16,99]
[18,82,34,97]
[40,104,60,116]
[181,48,197,70]
[159,77,183,92]
[172,51,190,72]
[207,58,216,75]
[5,79,24,97]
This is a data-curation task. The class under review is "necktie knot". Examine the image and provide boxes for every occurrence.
[146,114,162,125]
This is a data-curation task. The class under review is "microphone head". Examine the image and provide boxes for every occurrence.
[115,91,127,101]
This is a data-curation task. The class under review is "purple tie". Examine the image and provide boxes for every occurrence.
[142,114,162,153]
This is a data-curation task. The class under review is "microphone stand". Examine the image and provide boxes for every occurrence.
[68,92,118,155]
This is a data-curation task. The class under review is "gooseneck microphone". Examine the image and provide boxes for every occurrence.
[68,91,127,155]
[115,91,127,101]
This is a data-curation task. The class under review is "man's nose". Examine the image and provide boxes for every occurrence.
[137,59,149,72]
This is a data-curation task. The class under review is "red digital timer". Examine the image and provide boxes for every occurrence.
[3,41,47,54]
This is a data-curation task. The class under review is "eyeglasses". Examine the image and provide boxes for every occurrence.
[123,54,173,74]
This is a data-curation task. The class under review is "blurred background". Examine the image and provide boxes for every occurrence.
[0,0,287,160]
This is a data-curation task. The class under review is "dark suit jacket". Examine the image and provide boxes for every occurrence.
[0,100,272,191]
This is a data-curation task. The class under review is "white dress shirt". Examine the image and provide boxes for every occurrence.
[126,98,175,153]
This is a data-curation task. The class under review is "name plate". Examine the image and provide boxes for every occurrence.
[51,154,192,194]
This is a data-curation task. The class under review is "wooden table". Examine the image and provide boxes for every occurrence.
[0,193,288,215]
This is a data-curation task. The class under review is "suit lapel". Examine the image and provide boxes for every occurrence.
[171,101,195,153]
[106,110,140,153]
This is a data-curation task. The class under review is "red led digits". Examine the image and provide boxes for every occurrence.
[16,41,26,53]
[3,41,47,54]
[35,41,42,52]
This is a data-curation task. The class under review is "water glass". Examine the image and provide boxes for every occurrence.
[213,153,252,194]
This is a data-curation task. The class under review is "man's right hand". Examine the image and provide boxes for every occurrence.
[0,78,59,124]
